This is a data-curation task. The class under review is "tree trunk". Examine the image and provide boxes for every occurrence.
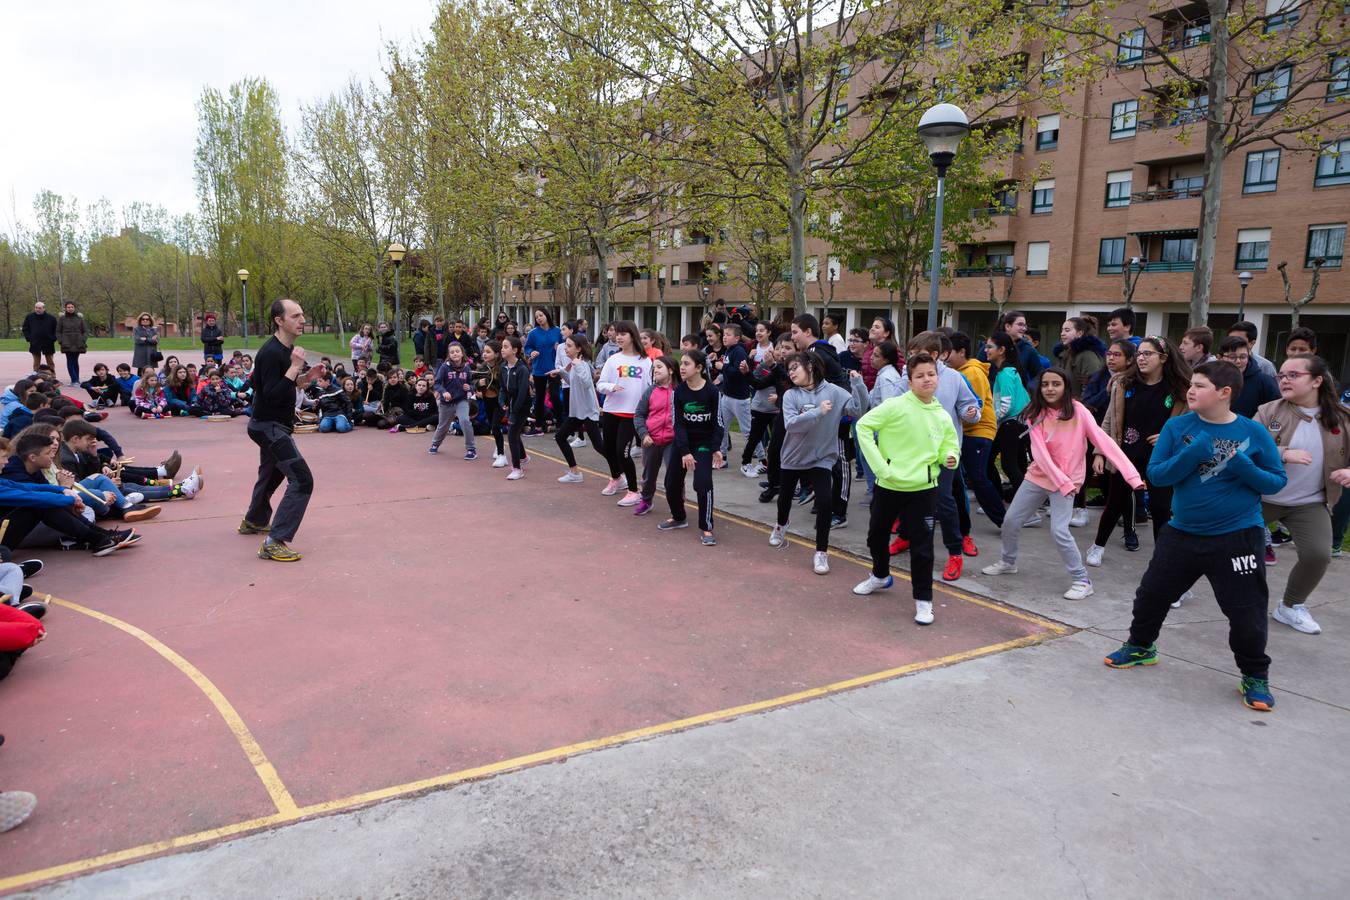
[435,256,446,319]
[594,236,611,329]
[334,288,346,346]
[787,160,807,315]
[1190,0,1230,326]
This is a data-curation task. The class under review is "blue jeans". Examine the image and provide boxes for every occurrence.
[320,415,352,433]
[165,398,190,415]
[79,474,128,517]
[961,437,1006,526]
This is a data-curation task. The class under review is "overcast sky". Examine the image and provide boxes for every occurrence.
[0,0,436,232]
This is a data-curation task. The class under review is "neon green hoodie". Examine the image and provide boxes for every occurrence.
[856,391,960,492]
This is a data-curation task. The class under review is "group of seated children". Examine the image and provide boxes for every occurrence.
[299,357,438,434]
[83,354,255,419]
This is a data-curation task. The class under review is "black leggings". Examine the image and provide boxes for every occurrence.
[1093,471,1141,546]
[506,413,526,468]
[532,375,562,427]
[556,417,604,468]
[742,410,775,466]
[779,467,833,550]
[992,419,1029,496]
[867,486,938,599]
[764,412,785,488]
[601,412,638,490]
[666,449,715,531]
[482,396,504,455]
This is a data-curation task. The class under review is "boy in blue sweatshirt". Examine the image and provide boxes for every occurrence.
[1105,361,1287,712]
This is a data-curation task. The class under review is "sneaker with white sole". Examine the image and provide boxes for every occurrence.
[1064,580,1094,601]
[813,551,830,575]
[558,471,584,483]
[600,478,623,496]
[740,463,759,479]
[914,600,934,625]
[981,560,1018,576]
[617,491,641,507]
[568,437,585,448]
[178,471,202,499]
[768,524,786,547]
[1171,589,1192,609]
[1272,603,1322,634]
[506,468,524,480]
[491,454,508,468]
[123,492,145,505]
[1021,513,1042,527]
[1085,544,1105,567]
[852,574,894,595]
[1070,508,1090,528]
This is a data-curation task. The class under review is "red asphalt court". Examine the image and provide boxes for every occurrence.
[0,352,1064,890]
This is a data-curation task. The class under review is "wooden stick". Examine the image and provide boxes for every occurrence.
[73,482,104,502]
[0,518,8,546]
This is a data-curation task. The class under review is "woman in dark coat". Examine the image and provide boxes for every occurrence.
[132,312,160,371]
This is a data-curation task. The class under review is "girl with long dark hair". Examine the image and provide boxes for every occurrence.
[474,341,507,466]
[554,334,606,482]
[984,331,1030,499]
[595,321,653,506]
[1088,336,1191,567]
[659,348,724,545]
[1256,354,1350,635]
[500,335,531,479]
[524,308,562,434]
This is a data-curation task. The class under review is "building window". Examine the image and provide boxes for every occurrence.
[1105,170,1132,208]
[833,102,849,121]
[1330,56,1349,100]
[1026,242,1050,276]
[1032,178,1055,213]
[1162,236,1196,262]
[716,261,728,283]
[1042,51,1065,85]
[670,264,681,285]
[1253,65,1291,114]
[987,244,1014,271]
[1307,224,1346,267]
[994,185,1017,212]
[805,256,818,282]
[1315,138,1350,186]
[1111,100,1138,138]
[826,256,841,282]
[1099,237,1126,274]
[1236,228,1271,270]
[1035,114,1059,150]
[1117,28,1145,65]
[1243,149,1281,193]
[1265,0,1301,31]
[935,21,952,48]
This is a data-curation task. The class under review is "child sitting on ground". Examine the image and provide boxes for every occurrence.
[81,364,120,409]
[132,374,170,419]
[3,394,49,440]
[193,371,240,418]
[113,364,138,408]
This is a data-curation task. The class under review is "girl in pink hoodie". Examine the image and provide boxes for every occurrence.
[981,367,1143,601]
[632,356,677,517]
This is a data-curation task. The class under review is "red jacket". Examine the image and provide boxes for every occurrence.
[0,602,44,653]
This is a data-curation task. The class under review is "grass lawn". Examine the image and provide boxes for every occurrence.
[0,334,356,357]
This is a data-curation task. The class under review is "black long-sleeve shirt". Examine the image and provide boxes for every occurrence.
[673,381,724,455]
[250,337,297,429]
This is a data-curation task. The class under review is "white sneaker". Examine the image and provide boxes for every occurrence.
[1022,513,1042,527]
[601,478,622,496]
[557,471,584,483]
[1171,589,1192,609]
[981,560,1018,576]
[628,445,641,458]
[768,524,786,547]
[1085,544,1105,567]
[1272,603,1322,634]
[1070,508,1090,528]
[617,491,641,507]
[914,600,934,625]
[813,551,830,575]
[491,454,508,468]
[852,574,894,595]
[1064,580,1094,601]
[179,471,201,499]
[568,437,585,448]
[506,468,524,480]
[124,492,145,505]
[741,463,759,478]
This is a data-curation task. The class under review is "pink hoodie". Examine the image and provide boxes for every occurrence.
[1025,400,1143,495]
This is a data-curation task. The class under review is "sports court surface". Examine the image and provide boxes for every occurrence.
[0,352,1066,892]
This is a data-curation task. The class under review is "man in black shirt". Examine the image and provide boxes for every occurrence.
[240,298,323,561]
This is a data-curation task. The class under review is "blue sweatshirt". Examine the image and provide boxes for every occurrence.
[524,326,562,377]
[1148,411,1286,536]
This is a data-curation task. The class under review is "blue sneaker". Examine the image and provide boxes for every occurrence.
[464,450,477,460]
[1240,676,1275,712]
[1104,642,1158,668]
[428,445,439,454]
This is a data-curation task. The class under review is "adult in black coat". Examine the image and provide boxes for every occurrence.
[21,302,58,372]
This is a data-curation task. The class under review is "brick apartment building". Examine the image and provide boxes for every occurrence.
[503,1,1349,376]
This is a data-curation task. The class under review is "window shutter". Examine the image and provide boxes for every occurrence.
[1036,115,1060,134]
[1107,170,1132,185]
[1238,228,1272,244]
[1027,242,1050,271]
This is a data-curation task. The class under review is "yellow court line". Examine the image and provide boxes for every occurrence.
[525,446,1069,635]
[0,628,1060,894]
[47,597,299,816]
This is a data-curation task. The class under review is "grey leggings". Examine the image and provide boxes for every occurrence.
[1000,480,1087,582]
[432,399,475,451]
[1262,500,1332,606]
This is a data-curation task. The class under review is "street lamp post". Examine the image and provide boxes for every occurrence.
[237,269,250,347]
[1237,270,1253,321]
[918,103,970,332]
[387,242,406,340]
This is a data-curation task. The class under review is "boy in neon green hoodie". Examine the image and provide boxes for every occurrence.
[853,353,960,625]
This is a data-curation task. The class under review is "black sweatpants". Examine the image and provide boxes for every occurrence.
[0,504,102,550]
[742,410,775,466]
[1127,524,1270,678]
[764,412,785,489]
[992,419,1029,497]
[556,417,604,468]
[779,467,833,551]
[482,396,504,455]
[666,449,715,531]
[601,412,638,491]
[532,374,562,428]
[867,486,938,600]
[244,420,314,543]
[1093,471,1140,547]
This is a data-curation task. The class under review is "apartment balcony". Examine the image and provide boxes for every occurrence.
[1126,189,1200,234]
[1130,116,1206,165]
[1138,259,1195,273]
[969,207,1017,242]
[954,266,1016,278]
